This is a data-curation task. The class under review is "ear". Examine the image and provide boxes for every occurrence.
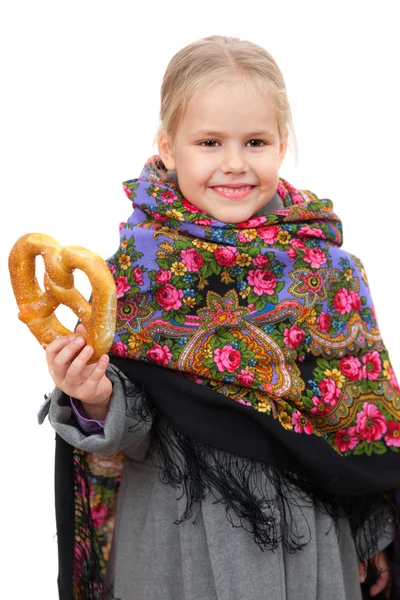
[158,130,176,170]
[278,130,288,168]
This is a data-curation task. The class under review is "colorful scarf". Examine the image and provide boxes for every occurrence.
[56,157,400,599]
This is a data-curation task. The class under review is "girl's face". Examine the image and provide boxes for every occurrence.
[159,81,288,224]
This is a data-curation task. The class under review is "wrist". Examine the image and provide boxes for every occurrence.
[79,396,111,421]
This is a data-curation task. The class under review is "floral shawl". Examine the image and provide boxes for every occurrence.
[56,157,400,599]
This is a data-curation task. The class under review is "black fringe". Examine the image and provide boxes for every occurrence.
[122,376,396,561]
[71,374,396,597]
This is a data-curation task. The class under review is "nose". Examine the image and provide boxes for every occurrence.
[221,146,248,174]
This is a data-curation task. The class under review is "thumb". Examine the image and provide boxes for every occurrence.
[75,322,89,336]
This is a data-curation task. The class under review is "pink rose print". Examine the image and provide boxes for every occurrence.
[160,191,178,204]
[214,345,242,373]
[385,422,400,447]
[181,248,204,272]
[356,402,387,443]
[238,216,265,228]
[214,246,238,267]
[290,239,305,249]
[238,398,252,406]
[183,198,202,213]
[258,225,280,244]
[333,288,352,315]
[133,267,143,286]
[389,369,400,394]
[372,305,377,322]
[237,231,255,244]
[303,248,327,268]
[361,351,382,381]
[334,427,359,452]
[155,269,172,284]
[349,290,361,312]
[247,269,277,296]
[317,312,331,332]
[91,503,109,528]
[154,212,168,222]
[111,341,128,357]
[298,225,327,239]
[155,284,184,311]
[339,356,362,381]
[237,369,255,386]
[311,396,332,416]
[109,264,116,275]
[283,325,305,349]
[115,276,131,298]
[286,248,297,261]
[253,254,270,268]
[146,344,172,366]
[76,473,90,499]
[319,378,341,406]
[194,218,213,226]
[292,411,314,434]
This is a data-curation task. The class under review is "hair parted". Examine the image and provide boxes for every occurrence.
[157,35,298,164]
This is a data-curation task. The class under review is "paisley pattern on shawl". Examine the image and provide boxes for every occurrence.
[107,156,400,457]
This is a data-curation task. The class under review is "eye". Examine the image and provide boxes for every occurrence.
[246,139,267,147]
[199,140,220,147]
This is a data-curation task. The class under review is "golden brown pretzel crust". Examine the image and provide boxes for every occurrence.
[9,233,117,363]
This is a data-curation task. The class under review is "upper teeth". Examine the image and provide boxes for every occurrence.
[214,186,252,193]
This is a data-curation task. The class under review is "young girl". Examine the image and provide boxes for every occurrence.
[41,36,400,600]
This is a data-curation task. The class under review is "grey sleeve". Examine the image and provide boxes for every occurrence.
[38,363,152,459]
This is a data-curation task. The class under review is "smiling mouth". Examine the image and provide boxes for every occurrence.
[210,185,255,199]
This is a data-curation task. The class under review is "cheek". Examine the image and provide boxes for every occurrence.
[258,170,278,190]
[181,162,212,187]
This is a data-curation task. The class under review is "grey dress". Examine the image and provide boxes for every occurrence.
[42,363,396,600]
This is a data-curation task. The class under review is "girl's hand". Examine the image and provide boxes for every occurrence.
[359,550,391,598]
[46,324,112,419]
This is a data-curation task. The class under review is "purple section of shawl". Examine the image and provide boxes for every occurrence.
[70,398,105,433]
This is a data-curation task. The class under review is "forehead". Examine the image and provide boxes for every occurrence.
[179,82,279,136]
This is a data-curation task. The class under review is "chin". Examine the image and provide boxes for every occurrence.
[212,209,257,224]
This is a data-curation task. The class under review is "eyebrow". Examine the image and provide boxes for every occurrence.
[190,130,275,139]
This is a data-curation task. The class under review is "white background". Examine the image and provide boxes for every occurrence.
[1,1,399,597]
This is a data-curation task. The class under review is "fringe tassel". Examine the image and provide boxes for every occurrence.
[123,377,395,561]
[72,374,396,595]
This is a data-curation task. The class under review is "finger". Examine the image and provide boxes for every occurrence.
[369,569,390,597]
[63,343,96,383]
[46,335,79,370]
[369,554,390,597]
[79,355,110,388]
[75,323,88,336]
[69,354,110,402]
[51,337,87,381]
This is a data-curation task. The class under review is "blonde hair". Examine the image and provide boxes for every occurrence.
[157,35,298,165]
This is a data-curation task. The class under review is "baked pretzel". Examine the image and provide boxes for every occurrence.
[9,233,117,363]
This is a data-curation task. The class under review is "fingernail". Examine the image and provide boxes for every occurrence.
[74,337,84,345]
[82,345,93,355]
